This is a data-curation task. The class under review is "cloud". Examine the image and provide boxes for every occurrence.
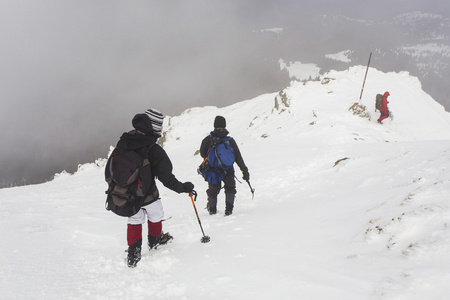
[0,0,448,187]
[0,1,290,186]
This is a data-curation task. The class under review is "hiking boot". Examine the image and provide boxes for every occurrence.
[148,232,173,250]
[207,202,217,215]
[127,241,142,268]
[225,193,234,216]
[207,197,217,215]
[225,203,234,216]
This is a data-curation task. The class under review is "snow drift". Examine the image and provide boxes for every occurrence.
[1,66,450,299]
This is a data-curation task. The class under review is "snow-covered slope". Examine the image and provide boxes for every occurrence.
[292,11,450,111]
[1,67,450,299]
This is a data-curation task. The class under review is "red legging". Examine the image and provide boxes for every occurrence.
[378,110,389,122]
[127,221,162,246]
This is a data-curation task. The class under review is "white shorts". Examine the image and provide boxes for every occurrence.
[127,199,164,225]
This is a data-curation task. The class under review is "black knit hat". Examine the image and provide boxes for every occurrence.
[214,116,226,129]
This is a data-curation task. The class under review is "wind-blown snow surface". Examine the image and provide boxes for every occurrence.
[2,66,450,299]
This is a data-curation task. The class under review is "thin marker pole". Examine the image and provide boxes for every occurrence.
[359,52,372,101]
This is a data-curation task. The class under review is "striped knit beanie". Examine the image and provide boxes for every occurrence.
[145,108,164,136]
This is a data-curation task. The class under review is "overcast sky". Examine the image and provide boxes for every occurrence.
[1,0,449,186]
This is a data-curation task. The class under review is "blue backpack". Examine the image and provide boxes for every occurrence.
[198,136,235,184]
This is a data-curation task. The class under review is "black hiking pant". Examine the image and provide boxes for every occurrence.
[207,170,236,209]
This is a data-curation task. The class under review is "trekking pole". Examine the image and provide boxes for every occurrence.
[246,180,255,200]
[189,190,211,243]
[359,52,372,101]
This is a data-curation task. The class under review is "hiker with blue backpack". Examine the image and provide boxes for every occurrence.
[105,109,194,267]
[199,116,249,216]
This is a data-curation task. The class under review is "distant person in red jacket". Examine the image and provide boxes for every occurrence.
[377,91,390,124]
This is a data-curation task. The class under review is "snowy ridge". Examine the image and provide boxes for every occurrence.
[302,11,450,111]
[325,50,354,63]
[1,67,450,299]
[393,11,450,29]
[278,59,321,81]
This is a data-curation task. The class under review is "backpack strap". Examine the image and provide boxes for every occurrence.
[210,135,230,147]
[137,143,156,159]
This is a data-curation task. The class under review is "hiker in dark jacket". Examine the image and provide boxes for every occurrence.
[113,109,194,267]
[377,91,390,124]
[199,115,249,216]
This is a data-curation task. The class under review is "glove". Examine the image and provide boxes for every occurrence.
[182,182,194,193]
[242,170,250,181]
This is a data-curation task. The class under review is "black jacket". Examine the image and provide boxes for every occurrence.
[200,128,248,173]
[114,114,186,194]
